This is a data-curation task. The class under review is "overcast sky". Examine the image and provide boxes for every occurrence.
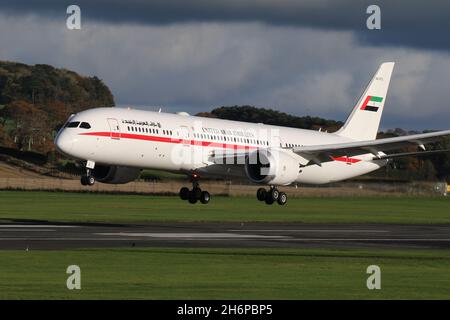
[0,0,449,130]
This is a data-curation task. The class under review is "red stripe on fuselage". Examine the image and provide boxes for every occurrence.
[79,131,257,150]
[79,132,362,163]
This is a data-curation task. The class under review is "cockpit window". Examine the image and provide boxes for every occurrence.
[66,121,80,128]
[79,122,91,129]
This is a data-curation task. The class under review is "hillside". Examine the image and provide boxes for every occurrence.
[198,106,343,132]
[0,61,114,154]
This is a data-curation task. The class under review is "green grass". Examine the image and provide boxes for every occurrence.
[1,191,449,299]
[0,191,449,224]
[1,247,449,299]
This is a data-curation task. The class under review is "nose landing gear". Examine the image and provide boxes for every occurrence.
[80,161,96,186]
[257,187,287,205]
[179,173,211,204]
[80,173,95,186]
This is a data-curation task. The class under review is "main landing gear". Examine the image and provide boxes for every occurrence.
[179,173,211,204]
[80,161,96,186]
[256,187,287,205]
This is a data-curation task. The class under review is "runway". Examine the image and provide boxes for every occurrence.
[1,220,450,250]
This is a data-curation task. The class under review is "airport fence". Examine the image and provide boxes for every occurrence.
[0,177,447,197]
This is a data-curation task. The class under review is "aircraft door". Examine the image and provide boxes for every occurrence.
[107,118,121,140]
[176,125,195,170]
[179,125,191,146]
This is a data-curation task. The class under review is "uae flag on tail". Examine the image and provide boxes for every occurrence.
[360,95,383,112]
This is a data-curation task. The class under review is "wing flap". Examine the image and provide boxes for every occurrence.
[293,130,450,160]
[374,149,450,160]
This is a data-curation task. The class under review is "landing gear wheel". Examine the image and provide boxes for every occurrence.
[179,187,190,200]
[87,175,95,186]
[188,191,198,204]
[256,188,267,201]
[277,192,287,205]
[81,175,95,186]
[265,196,275,205]
[182,173,212,204]
[200,191,210,204]
[192,187,202,199]
[270,188,280,201]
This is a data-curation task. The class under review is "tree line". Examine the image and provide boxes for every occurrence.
[0,61,114,154]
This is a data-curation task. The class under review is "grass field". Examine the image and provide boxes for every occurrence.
[1,247,449,299]
[0,191,449,224]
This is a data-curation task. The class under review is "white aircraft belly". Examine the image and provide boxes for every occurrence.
[297,160,384,184]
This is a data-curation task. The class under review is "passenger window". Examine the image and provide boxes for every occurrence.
[79,122,91,129]
[66,121,80,128]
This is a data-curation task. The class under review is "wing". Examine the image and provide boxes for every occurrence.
[373,149,450,160]
[292,130,450,163]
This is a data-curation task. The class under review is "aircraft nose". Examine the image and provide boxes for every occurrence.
[54,130,74,156]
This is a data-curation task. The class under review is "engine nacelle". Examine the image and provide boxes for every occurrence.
[245,150,299,186]
[92,165,141,184]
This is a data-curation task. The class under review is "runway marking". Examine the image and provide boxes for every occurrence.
[277,238,450,241]
[228,229,390,233]
[0,237,287,241]
[0,238,449,244]
[96,232,287,239]
[0,229,56,232]
[0,225,78,228]
[0,238,146,241]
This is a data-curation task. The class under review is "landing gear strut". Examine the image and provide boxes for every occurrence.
[257,187,287,205]
[179,173,211,204]
[80,161,96,186]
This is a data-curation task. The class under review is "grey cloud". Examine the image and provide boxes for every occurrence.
[0,0,449,50]
[0,14,449,130]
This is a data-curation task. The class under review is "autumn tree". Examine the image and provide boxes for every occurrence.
[3,100,49,151]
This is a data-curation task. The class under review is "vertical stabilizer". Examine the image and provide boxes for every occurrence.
[337,62,395,141]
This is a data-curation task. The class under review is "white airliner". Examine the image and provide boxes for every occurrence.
[55,62,449,205]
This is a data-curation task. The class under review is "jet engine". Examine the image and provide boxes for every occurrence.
[244,150,299,185]
[91,165,141,184]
